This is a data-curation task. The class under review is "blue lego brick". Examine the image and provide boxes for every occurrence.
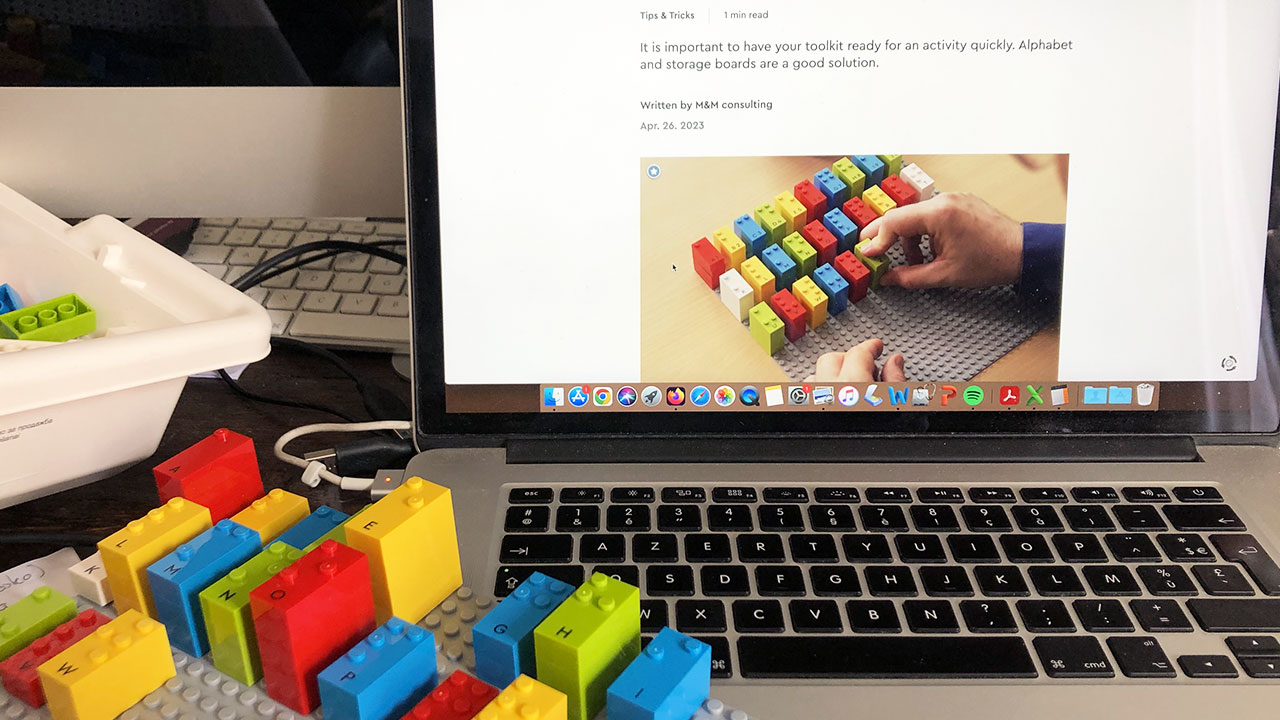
[822,208,860,255]
[732,214,768,258]
[759,244,797,292]
[813,263,851,315]
[607,628,711,720]
[274,505,350,550]
[317,618,438,720]
[473,571,575,689]
[0,284,22,314]
[146,519,261,656]
[850,155,886,187]
[813,168,849,207]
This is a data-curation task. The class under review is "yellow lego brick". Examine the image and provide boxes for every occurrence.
[832,158,866,198]
[230,489,309,544]
[345,477,461,624]
[97,498,213,617]
[862,185,897,217]
[38,609,176,720]
[737,256,776,305]
[478,675,567,720]
[772,191,807,234]
[710,226,746,271]
[793,276,828,329]
[878,154,903,177]
[752,203,786,246]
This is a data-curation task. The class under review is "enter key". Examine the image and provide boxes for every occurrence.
[1211,534,1280,595]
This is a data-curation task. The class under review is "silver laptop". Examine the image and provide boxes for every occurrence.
[399,2,1280,717]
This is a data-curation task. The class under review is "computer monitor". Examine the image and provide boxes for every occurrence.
[0,1,405,219]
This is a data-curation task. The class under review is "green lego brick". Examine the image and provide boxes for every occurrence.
[0,587,76,661]
[780,232,817,278]
[748,302,784,355]
[854,240,891,289]
[534,573,640,720]
[832,158,866,197]
[198,542,303,684]
[300,503,370,552]
[0,293,95,342]
[752,204,786,246]
[878,154,903,177]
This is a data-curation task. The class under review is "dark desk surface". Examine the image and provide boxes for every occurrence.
[0,346,411,570]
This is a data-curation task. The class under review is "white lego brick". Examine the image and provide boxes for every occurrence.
[719,268,754,321]
[900,162,936,200]
[67,551,113,605]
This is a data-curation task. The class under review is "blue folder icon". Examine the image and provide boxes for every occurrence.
[1083,386,1108,405]
[1108,386,1133,405]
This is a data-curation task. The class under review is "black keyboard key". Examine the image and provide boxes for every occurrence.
[910,505,960,532]
[1017,600,1075,632]
[1173,486,1223,503]
[657,505,702,531]
[843,534,893,561]
[560,487,603,503]
[1178,655,1237,678]
[808,504,856,531]
[790,534,840,562]
[555,505,600,532]
[757,566,807,596]
[1108,636,1177,678]
[969,487,1016,503]
[500,535,573,563]
[701,565,750,596]
[1193,565,1256,596]
[661,487,706,503]
[866,487,912,503]
[592,565,639,587]
[1052,534,1108,563]
[1001,534,1054,563]
[790,600,844,633]
[859,505,908,532]
[493,566,583,597]
[1227,635,1280,657]
[974,565,1030,597]
[1062,505,1115,531]
[508,487,553,504]
[1105,533,1163,562]
[737,636,1037,678]
[738,534,786,562]
[1011,505,1063,532]
[865,566,918,596]
[1241,657,1280,678]
[1187,599,1280,631]
[693,635,733,678]
[948,535,1001,563]
[919,566,973,597]
[676,599,726,633]
[1029,566,1085,596]
[1211,534,1280,595]
[917,487,964,503]
[733,600,785,633]
[960,600,1017,633]
[610,487,655,503]
[1020,487,1068,503]
[640,599,668,633]
[1122,486,1172,503]
[685,533,732,563]
[1073,599,1135,632]
[505,506,550,532]
[711,486,757,503]
[810,566,862,597]
[605,504,651,532]
[1165,505,1245,531]
[1083,565,1141,596]
[706,504,753,531]
[764,487,809,503]
[1158,533,1216,562]
[1113,504,1167,531]
[1138,565,1198,596]
[895,534,947,563]
[846,601,901,633]
[1131,599,1193,632]
[759,504,805,531]
[633,534,678,562]
[904,600,959,633]
[1070,487,1118,503]
[646,565,695,596]
[815,487,861,503]
[961,505,1012,532]
[578,534,626,563]
[1034,637,1115,678]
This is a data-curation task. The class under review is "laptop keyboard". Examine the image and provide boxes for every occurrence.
[491,484,1280,680]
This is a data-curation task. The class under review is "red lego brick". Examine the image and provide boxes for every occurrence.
[880,174,919,207]
[0,609,111,707]
[768,289,807,343]
[691,238,726,290]
[799,220,839,267]
[833,251,871,302]
[154,428,264,523]
[402,670,499,720]
[250,540,375,714]
[792,180,827,224]
[841,197,879,231]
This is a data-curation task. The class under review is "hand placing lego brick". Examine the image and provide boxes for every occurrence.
[804,338,906,384]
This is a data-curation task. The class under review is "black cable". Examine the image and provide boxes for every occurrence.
[218,368,360,422]
[0,533,105,546]
[232,241,406,292]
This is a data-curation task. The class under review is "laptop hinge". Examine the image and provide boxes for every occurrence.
[505,435,1201,465]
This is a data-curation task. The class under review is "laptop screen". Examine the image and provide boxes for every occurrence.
[402,0,1280,436]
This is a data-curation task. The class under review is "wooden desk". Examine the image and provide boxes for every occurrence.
[0,347,410,569]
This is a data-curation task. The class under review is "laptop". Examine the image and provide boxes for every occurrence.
[399,2,1280,717]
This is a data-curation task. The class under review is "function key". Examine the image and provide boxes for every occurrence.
[1071,487,1119,503]
[764,487,809,503]
[1122,487,1171,503]
[815,487,861,503]
[662,487,707,503]
[611,487,655,503]
[969,487,1016,503]
[1020,488,1068,503]
[509,487,553,504]
[560,487,604,503]
[917,487,964,503]
[713,487,758,503]
[1174,487,1224,503]
[866,488,912,503]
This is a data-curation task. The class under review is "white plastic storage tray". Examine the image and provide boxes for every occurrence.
[0,182,271,508]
